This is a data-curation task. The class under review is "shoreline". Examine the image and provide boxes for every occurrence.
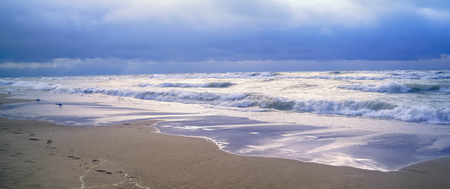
[2,117,450,189]
[1,96,450,188]
[0,94,33,105]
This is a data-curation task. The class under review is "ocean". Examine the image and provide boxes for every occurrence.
[1,69,450,171]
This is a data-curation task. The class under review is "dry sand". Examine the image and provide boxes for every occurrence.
[1,95,450,189]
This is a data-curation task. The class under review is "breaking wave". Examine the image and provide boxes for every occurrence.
[339,81,450,93]
[13,81,62,91]
[40,76,70,80]
[440,87,450,94]
[39,86,450,124]
[148,72,277,79]
[0,80,63,91]
[286,70,450,80]
[0,79,15,85]
[2,70,449,125]
[338,81,410,93]
[139,82,234,88]
[144,70,450,80]
[257,97,449,124]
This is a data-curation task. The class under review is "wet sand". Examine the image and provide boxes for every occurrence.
[0,94,32,105]
[1,95,450,189]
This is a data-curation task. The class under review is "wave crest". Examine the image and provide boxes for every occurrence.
[139,82,234,88]
[338,81,410,93]
[0,79,15,85]
[148,72,277,79]
[339,81,450,93]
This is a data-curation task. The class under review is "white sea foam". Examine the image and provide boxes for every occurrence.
[2,70,450,173]
[139,82,234,88]
[286,70,450,80]
[54,87,251,106]
[148,72,277,79]
[59,70,448,81]
[291,99,395,116]
[338,81,411,93]
[94,77,113,80]
[418,137,450,151]
[10,81,62,91]
[292,99,449,124]
[40,76,70,80]
[339,81,450,93]
[69,86,448,124]
[366,106,450,124]
[440,87,450,94]
[2,70,449,124]
[0,79,15,85]
[253,96,449,124]
[304,75,390,80]
[5,81,449,124]
[394,70,450,80]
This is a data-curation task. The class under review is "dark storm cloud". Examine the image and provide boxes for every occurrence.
[0,0,449,76]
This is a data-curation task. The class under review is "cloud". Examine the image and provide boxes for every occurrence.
[0,58,133,69]
[4,1,449,31]
[440,54,450,60]
[0,0,449,70]
[0,58,82,69]
[1,0,408,30]
[418,8,450,23]
[318,27,334,36]
[97,0,382,28]
[281,0,382,27]
[1,55,449,77]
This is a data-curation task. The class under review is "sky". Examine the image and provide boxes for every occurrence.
[1,0,450,77]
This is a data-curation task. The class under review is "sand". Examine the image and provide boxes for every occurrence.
[1,95,450,189]
[0,94,32,106]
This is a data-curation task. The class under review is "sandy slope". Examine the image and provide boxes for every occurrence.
[1,94,450,189]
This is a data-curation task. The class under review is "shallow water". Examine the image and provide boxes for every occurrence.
[1,70,450,171]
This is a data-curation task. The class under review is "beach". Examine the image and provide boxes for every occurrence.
[1,95,450,189]
[1,71,450,172]
[2,0,450,187]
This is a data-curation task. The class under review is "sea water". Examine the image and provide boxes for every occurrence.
[1,70,449,171]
